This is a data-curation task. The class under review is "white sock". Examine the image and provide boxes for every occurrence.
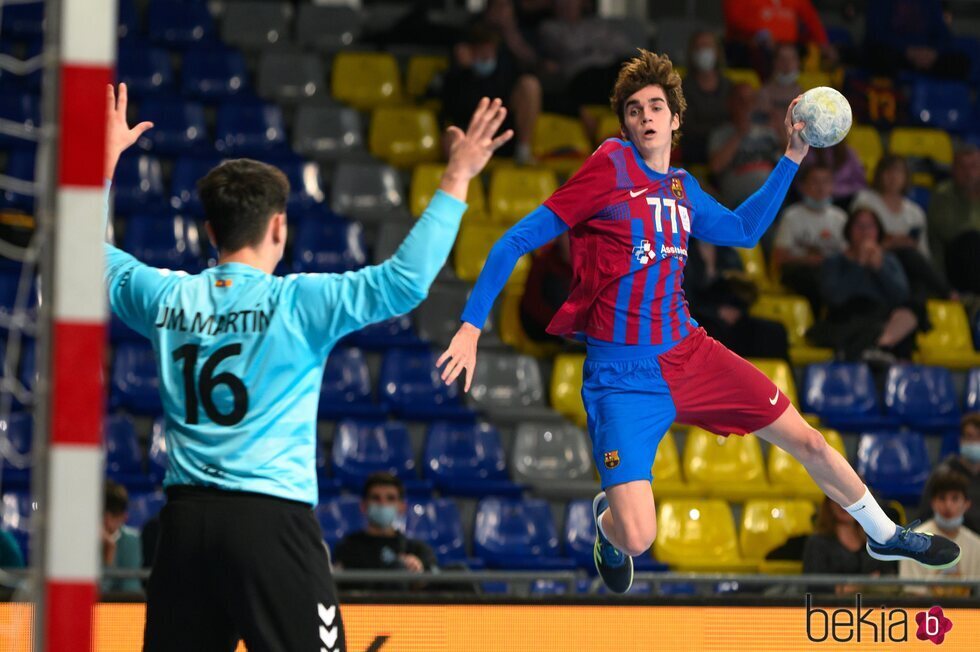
[844,486,898,544]
[598,509,611,541]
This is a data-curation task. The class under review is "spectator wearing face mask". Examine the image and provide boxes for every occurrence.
[758,43,803,117]
[799,141,868,209]
[917,414,980,535]
[902,469,980,597]
[680,30,732,165]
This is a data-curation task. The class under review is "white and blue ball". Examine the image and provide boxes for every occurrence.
[792,86,853,148]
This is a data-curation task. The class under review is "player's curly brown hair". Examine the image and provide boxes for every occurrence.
[610,49,686,148]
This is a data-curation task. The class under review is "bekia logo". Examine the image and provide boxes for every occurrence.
[805,594,953,645]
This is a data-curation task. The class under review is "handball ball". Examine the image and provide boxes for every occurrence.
[792,86,853,148]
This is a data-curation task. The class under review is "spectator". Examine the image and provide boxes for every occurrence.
[683,239,790,360]
[708,83,783,207]
[441,22,542,165]
[901,469,980,597]
[851,155,929,257]
[758,43,803,118]
[864,0,970,80]
[723,0,834,76]
[520,233,572,344]
[680,30,732,165]
[0,529,24,568]
[803,496,897,595]
[928,145,980,292]
[918,413,980,533]
[810,208,920,362]
[772,164,847,312]
[483,0,540,72]
[101,481,143,594]
[800,141,868,209]
[333,473,438,590]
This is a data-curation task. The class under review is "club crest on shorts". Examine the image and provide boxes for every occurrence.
[604,450,620,469]
[671,177,685,200]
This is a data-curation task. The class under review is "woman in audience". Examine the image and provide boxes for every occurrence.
[850,155,929,257]
[680,30,731,165]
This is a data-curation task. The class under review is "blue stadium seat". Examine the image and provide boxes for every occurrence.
[405,497,467,564]
[331,419,428,493]
[563,500,669,572]
[0,413,32,491]
[110,341,162,414]
[342,315,421,350]
[423,421,521,497]
[939,429,960,461]
[316,495,365,549]
[0,93,40,147]
[104,414,153,491]
[1,490,33,563]
[908,79,973,133]
[0,271,39,321]
[0,3,44,38]
[137,99,209,155]
[272,157,326,214]
[147,0,215,47]
[857,431,931,503]
[18,338,36,400]
[802,362,898,431]
[291,216,366,274]
[318,347,385,420]
[116,43,175,97]
[907,186,930,211]
[474,497,575,569]
[118,0,139,40]
[0,39,42,91]
[973,310,980,351]
[379,349,472,420]
[181,46,249,100]
[147,417,168,483]
[126,491,165,529]
[122,214,204,272]
[113,152,166,214]
[169,156,222,215]
[884,364,960,431]
[214,100,287,156]
[109,313,145,343]
[1,147,36,212]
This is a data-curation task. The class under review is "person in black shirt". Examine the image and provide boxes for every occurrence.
[333,473,437,589]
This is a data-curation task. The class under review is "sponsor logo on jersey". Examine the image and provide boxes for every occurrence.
[604,450,620,469]
[671,177,685,200]
[660,244,688,258]
[215,279,233,288]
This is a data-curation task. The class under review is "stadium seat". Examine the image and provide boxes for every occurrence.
[368,106,440,168]
[271,157,326,214]
[802,361,898,431]
[0,147,36,212]
[908,79,972,132]
[797,71,832,90]
[118,0,138,40]
[292,105,366,162]
[181,46,249,100]
[318,347,385,420]
[169,156,222,215]
[379,348,472,420]
[0,413,32,490]
[214,100,287,156]
[406,55,449,99]
[489,167,558,224]
[291,215,366,274]
[749,294,833,365]
[907,185,931,211]
[136,99,209,155]
[511,421,593,485]
[330,161,409,223]
[914,300,980,370]
[654,499,758,571]
[147,0,215,47]
[551,354,587,428]
[331,419,424,492]
[857,431,931,502]
[974,309,980,351]
[219,1,292,51]
[768,428,846,501]
[747,358,800,409]
[532,113,590,174]
[473,497,574,569]
[316,495,365,549]
[0,2,43,38]
[256,50,326,105]
[414,284,482,346]
[410,164,486,220]
[126,491,166,529]
[735,246,780,294]
[724,68,762,88]
[103,414,150,490]
[454,222,530,286]
[0,93,40,148]
[0,271,39,322]
[122,214,204,272]
[651,430,699,498]
[331,52,402,111]
[17,339,36,399]
[112,153,166,215]
[343,315,420,350]
[110,342,162,414]
[844,124,883,183]
[147,417,168,483]
[595,111,623,144]
[739,499,815,574]
[405,497,467,563]
[296,5,362,52]
[497,289,562,358]
[682,429,776,500]
[424,421,520,496]
[884,364,961,431]
[563,499,598,567]
[468,352,547,415]
[116,43,175,98]
[889,127,954,167]
[967,368,980,413]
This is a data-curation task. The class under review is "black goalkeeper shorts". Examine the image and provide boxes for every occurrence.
[143,485,346,652]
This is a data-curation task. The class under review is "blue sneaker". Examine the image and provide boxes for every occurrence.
[592,492,633,594]
[866,520,961,569]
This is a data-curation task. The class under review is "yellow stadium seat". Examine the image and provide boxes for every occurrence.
[747,358,798,407]
[595,112,623,145]
[331,52,401,110]
[410,164,486,219]
[369,106,440,168]
[740,499,815,574]
[532,113,591,175]
[844,125,882,183]
[768,428,846,501]
[735,245,781,294]
[551,353,587,428]
[498,288,562,358]
[673,65,687,79]
[889,127,954,167]
[652,430,700,498]
[489,167,558,224]
[682,428,777,500]
[749,294,833,366]
[405,54,448,98]
[724,68,762,89]
[655,499,759,571]
[798,71,832,91]
[454,222,530,286]
[914,300,980,370]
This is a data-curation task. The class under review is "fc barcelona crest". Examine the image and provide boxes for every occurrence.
[604,450,620,469]
[671,177,685,200]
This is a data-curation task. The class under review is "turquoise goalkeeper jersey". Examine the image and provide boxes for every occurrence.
[104,186,466,505]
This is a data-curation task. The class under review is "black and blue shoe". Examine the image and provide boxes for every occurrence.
[866,520,961,569]
[592,491,633,594]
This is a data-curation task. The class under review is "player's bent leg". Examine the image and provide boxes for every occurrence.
[601,480,657,556]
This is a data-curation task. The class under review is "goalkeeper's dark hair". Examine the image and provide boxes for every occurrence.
[198,159,289,253]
